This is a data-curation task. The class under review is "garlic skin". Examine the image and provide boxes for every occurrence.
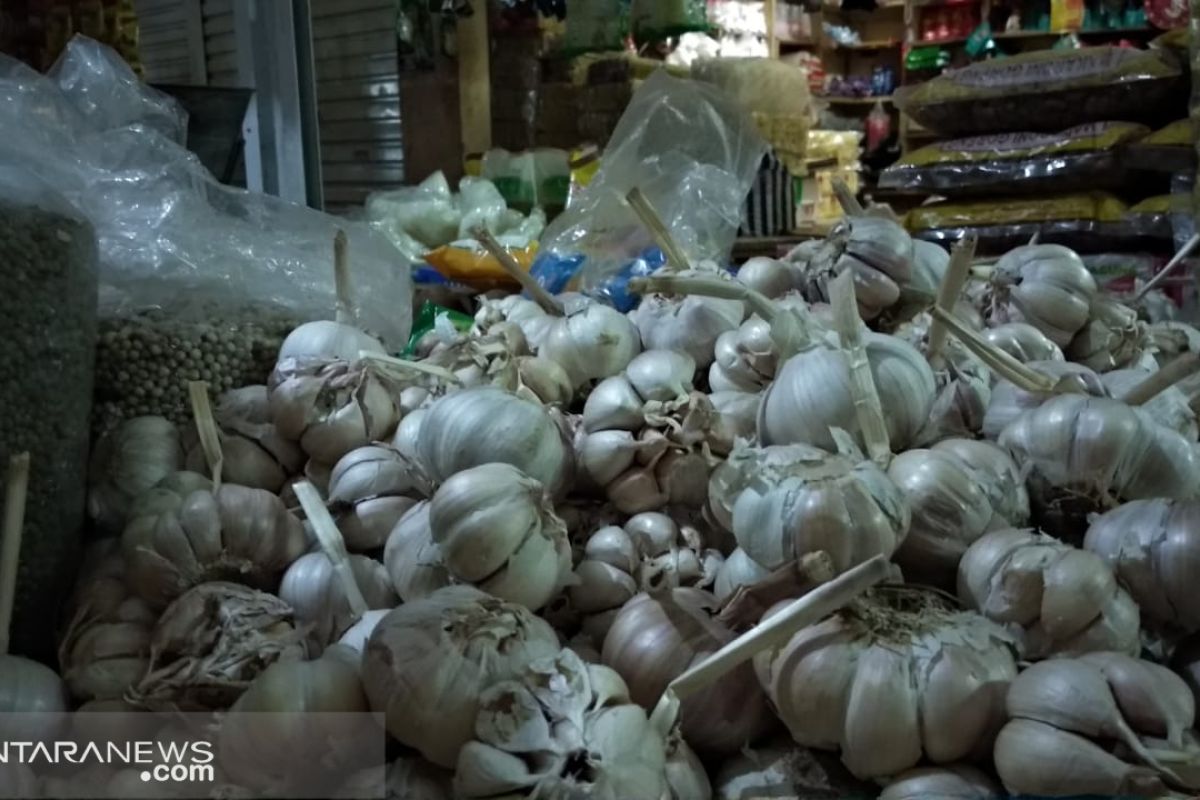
[624,349,695,402]
[278,319,386,364]
[416,386,573,496]
[717,441,909,575]
[713,547,771,603]
[474,295,557,352]
[279,552,398,650]
[709,317,777,394]
[888,440,1029,588]
[1001,396,1200,540]
[58,540,154,702]
[983,322,1065,363]
[708,391,761,456]
[958,528,1140,659]
[88,416,182,533]
[758,334,936,453]
[630,268,745,368]
[336,608,392,656]
[714,741,871,800]
[391,407,425,461]
[737,257,796,299]
[582,375,645,433]
[540,298,642,388]
[1067,295,1145,372]
[505,355,574,406]
[220,646,371,793]
[990,244,1097,347]
[454,649,672,800]
[1102,366,1199,440]
[803,216,914,320]
[129,582,304,711]
[1085,499,1200,634]
[123,483,308,608]
[602,588,775,756]
[981,359,1104,439]
[880,766,1000,800]
[429,463,572,611]
[753,590,1018,779]
[382,501,451,602]
[270,358,399,465]
[361,585,561,768]
[665,734,713,800]
[327,445,429,551]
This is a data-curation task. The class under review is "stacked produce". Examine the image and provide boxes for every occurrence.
[11,189,1200,800]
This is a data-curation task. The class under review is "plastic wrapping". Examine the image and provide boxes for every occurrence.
[530,69,767,299]
[894,46,1185,136]
[1126,118,1197,172]
[0,166,98,663]
[879,122,1149,196]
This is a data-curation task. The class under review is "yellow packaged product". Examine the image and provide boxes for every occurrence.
[1124,194,1190,240]
[906,193,1129,252]
[424,243,538,290]
[1126,119,1196,172]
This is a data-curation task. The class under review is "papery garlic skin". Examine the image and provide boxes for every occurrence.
[337,608,392,656]
[888,441,1029,589]
[880,765,1000,800]
[990,244,1097,347]
[1102,366,1199,440]
[88,416,182,534]
[713,547,771,603]
[720,442,909,575]
[1001,396,1200,540]
[981,360,1103,439]
[713,741,871,800]
[1067,296,1145,373]
[754,591,1017,780]
[278,320,386,364]
[416,386,572,495]
[602,588,775,756]
[328,445,429,551]
[383,501,451,602]
[958,528,1140,659]
[362,586,561,768]
[429,463,571,611]
[474,295,556,352]
[708,391,761,457]
[1085,499,1200,634]
[279,552,398,650]
[630,268,745,368]
[758,335,935,453]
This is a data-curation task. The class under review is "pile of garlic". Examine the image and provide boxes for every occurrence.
[38,210,1200,800]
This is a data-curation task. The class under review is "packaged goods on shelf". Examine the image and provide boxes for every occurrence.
[880,121,1150,195]
[894,46,1184,135]
[1126,118,1197,172]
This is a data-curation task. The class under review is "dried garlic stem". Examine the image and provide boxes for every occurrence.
[649,554,890,735]
[188,381,224,491]
[628,274,777,321]
[927,235,977,367]
[626,187,692,271]
[0,453,29,655]
[293,481,369,618]
[717,551,836,631]
[473,227,564,316]
[1028,232,1041,246]
[359,352,463,385]
[831,270,892,465]
[1134,233,1200,304]
[1120,352,1200,406]
[832,178,863,216]
[928,306,1060,394]
[334,230,354,326]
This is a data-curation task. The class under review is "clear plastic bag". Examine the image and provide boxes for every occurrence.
[531,69,767,299]
[0,37,412,350]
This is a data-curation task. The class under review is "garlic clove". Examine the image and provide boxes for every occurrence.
[606,468,669,515]
[569,560,636,615]
[656,450,710,507]
[453,742,539,797]
[579,430,639,487]
[477,520,572,612]
[1078,651,1195,747]
[383,501,451,603]
[338,495,420,552]
[582,376,645,433]
[880,765,999,800]
[328,445,427,505]
[541,302,642,389]
[391,408,426,462]
[1040,549,1117,641]
[583,527,637,573]
[624,513,679,557]
[513,356,574,407]
[918,642,1003,764]
[840,645,922,778]
[624,350,696,402]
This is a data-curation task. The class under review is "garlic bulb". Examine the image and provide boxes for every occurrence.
[1085,499,1200,634]
[58,540,154,701]
[361,585,561,767]
[709,317,778,394]
[888,440,1029,588]
[278,319,386,363]
[803,216,914,320]
[123,483,308,608]
[129,581,304,711]
[182,385,305,493]
[753,588,1018,779]
[630,267,745,368]
[1102,365,1199,440]
[908,239,950,299]
[88,416,182,533]
[336,608,391,656]
[601,588,775,756]
[758,334,936,453]
[994,656,1189,796]
[500,355,574,407]
[713,440,909,575]
[327,444,429,551]
[989,243,1097,347]
[474,295,557,352]
[713,547,771,603]
[382,500,451,602]
[391,407,425,461]
[880,766,1000,800]
[220,645,372,793]
[917,343,992,443]
[983,322,1065,363]
[1001,395,1200,540]
[429,463,571,611]
[270,358,398,465]
[416,386,572,495]
[714,741,871,800]
[737,256,797,299]
[0,655,69,742]
[958,528,1140,658]
[279,552,397,650]
[981,360,1104,439]
[454,648,672,799]
[1067,295,1145,372]
[568,513,723,644]
[539,296,643,388]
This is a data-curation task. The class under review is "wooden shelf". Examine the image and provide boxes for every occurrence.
[779,37,818,48]
[912,35,970,45]
[992,26,1155,39]
[832,39,904,49]
[818,94,895,104]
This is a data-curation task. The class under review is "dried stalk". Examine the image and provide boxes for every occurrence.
[334,229,354,325]
[293,481,369,618]
[1133,233,1200,304]
[717,551,836,632]
[0,453,29,655]
[1120,352,1200,406]
[626,187,692,271]
[188,381,224,491]
[928,306,1063,394]
[473,227,564,316]
[927,235,977,367]
[831,270,892,465]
